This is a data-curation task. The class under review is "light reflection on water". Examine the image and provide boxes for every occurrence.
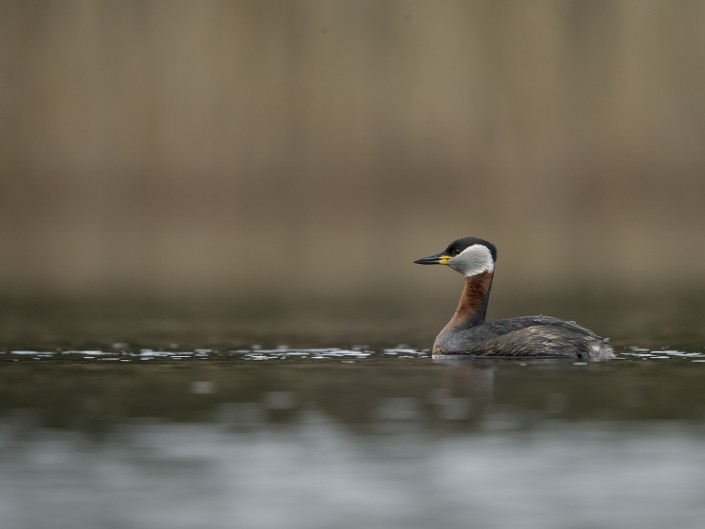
[2,346,427,362]
[2,345,705,529]
[4,418,705,529]
[3,345,705,362]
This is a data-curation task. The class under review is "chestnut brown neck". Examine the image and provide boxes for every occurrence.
[445,271,494,329]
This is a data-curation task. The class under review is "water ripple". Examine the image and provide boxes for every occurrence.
[1,346,430,362]
[2,345,704,362]
[621,346,705,361]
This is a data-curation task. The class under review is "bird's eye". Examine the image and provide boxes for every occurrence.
[452,249,460,256]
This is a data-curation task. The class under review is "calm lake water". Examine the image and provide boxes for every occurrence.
[2,299,705,529]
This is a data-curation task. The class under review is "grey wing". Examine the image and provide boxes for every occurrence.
[452,316,610,359]
[488,316,601,337]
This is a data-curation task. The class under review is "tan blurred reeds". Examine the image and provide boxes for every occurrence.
[1,0,704,302]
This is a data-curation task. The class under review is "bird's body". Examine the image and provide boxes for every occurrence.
[415,237,614,360]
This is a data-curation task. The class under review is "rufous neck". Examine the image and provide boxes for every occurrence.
[447,271,494,328]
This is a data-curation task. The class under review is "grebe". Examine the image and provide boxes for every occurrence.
[414,237,614,360]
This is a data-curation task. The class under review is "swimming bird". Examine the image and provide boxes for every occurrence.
[414,237,614,360]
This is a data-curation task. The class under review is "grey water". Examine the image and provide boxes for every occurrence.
[2,300,705,529]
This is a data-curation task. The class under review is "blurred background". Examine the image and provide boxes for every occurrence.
[2,0,705,315]
[4,5,705,529]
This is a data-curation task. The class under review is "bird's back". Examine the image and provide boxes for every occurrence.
[433,316,614,360]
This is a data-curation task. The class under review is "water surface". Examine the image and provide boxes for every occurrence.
[2,301,705,529]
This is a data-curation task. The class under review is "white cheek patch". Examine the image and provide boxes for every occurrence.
[447,245,494,276]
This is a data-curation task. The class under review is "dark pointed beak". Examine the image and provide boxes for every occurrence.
[414,252,451,265]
